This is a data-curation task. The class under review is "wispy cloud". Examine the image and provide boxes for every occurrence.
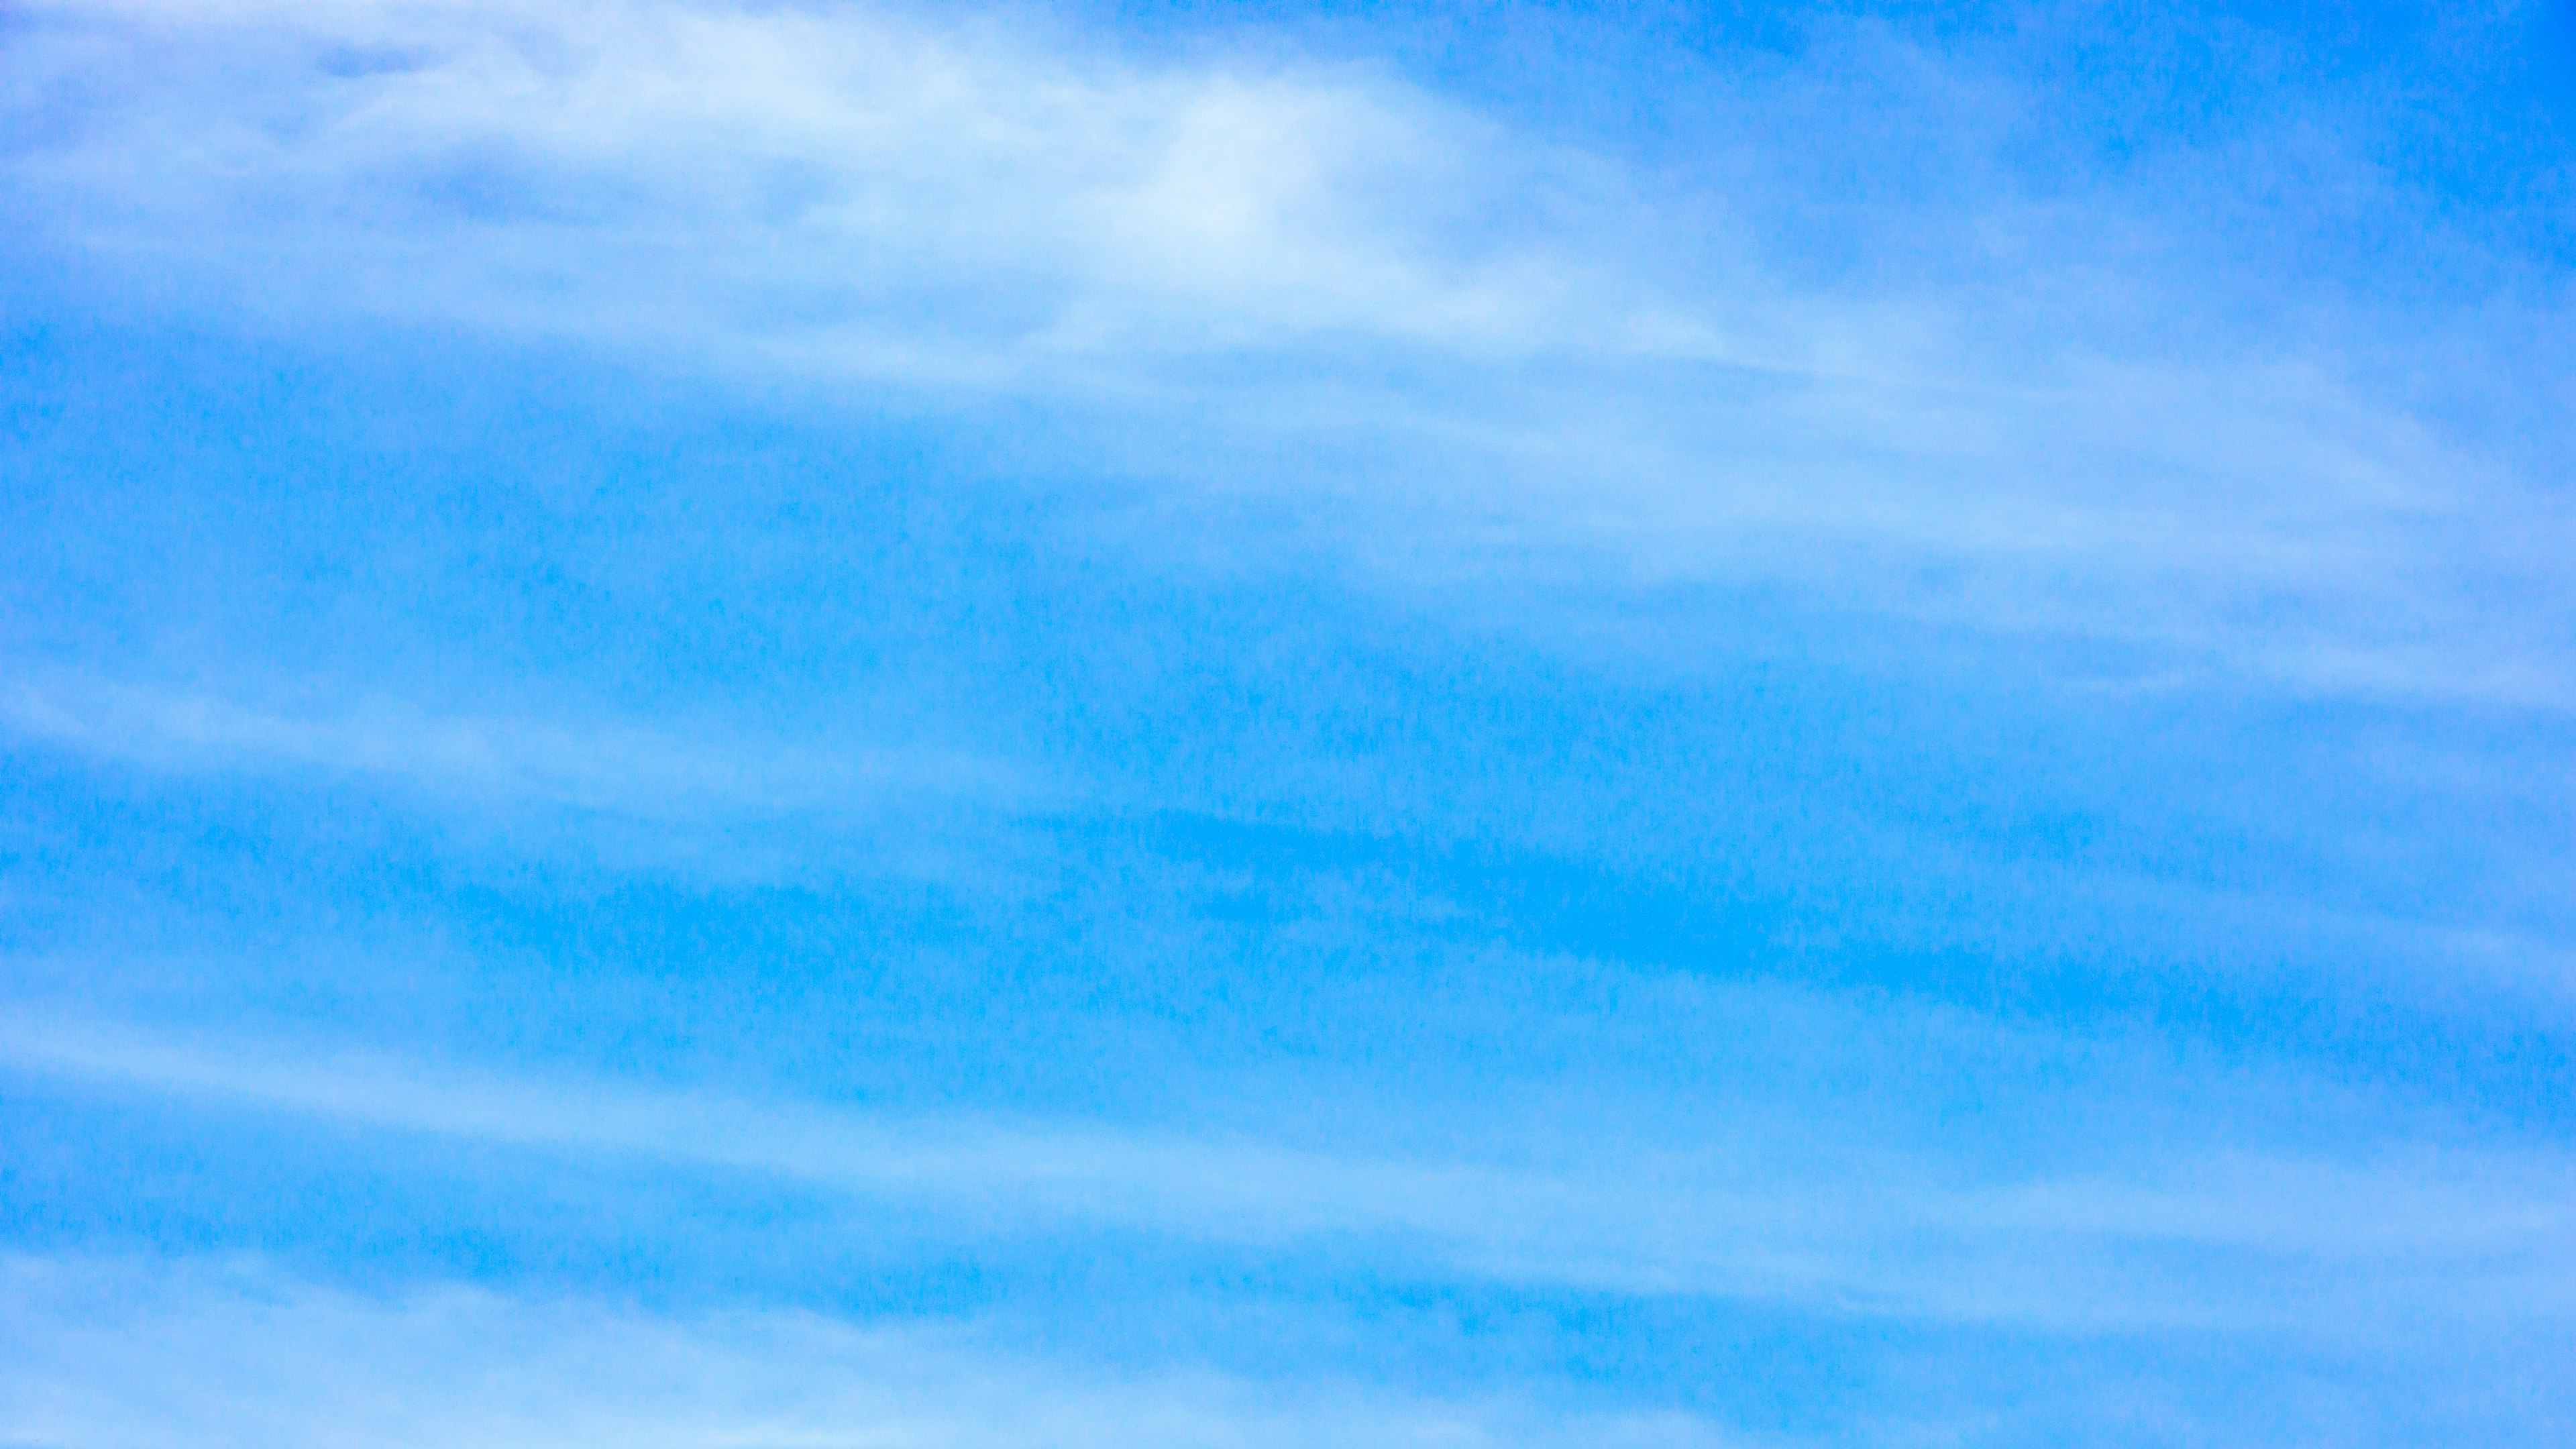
[0,1254,1739,1449]
[10,0,1658,372]
[0,672,1023,818]
[7,1012,2571,1334]
[9,1,2569,702]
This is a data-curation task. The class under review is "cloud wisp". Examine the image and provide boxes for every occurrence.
[0,1254,1733,1449]
[10,0,1651,374]
[0,672,1024,821]
[7,1010,2572,1335]
[8,0,2570,703]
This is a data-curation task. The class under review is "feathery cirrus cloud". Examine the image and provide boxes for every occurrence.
[8,0,2569,703]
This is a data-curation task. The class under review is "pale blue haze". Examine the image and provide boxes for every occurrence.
[3,2,2575,1444]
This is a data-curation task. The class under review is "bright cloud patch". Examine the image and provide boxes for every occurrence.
[13,0,1633,368]
[11,1,2569,700]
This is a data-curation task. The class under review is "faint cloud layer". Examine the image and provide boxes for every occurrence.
[0,1256,1728,1449]
[9,0,2571,702]
[8,1014,2571,1334]
[0,674,1023,818]
[14,0,1632,369]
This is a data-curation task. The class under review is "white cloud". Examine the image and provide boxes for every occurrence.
[7,0,2570,702]
[0,1254,1737,1449]
[0,673,1021,818]
[7,1012,2573,1333]
[11,0,1646,371]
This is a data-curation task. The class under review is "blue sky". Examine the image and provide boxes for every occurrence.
[3,1,2575,1444]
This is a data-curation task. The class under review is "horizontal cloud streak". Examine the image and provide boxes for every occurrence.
[7,1012,2572,1334]
[0,673,1024,818]
[10,0,1656,371]
[1,1255,1730,1449]
[8,1,2570,702]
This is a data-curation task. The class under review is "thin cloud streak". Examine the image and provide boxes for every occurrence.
[0,674,1027,819]
[7,1012,2572,1333]
[11,0,1667,371]
[0,1255,1734,1449]
[9,0,2569,702]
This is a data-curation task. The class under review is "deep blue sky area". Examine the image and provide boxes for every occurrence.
[5,3,2575,1445]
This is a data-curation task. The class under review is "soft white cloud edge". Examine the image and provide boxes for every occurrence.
[0,672,1027,818]
[10,0,2571,704]
[6,1010,2571,1334]
[0,1253,1739,1449]
[13,0,1689,370]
